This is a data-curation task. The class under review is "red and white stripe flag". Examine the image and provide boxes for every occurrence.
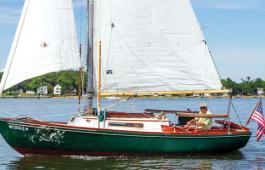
[246,100,265,141]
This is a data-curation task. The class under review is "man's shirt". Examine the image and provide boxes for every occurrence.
[195,110,212,129]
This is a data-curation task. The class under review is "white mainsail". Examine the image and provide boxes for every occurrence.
[0,0,81,94]
[93,0,222,94]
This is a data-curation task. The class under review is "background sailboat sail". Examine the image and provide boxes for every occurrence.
[93,0,223,96]
[0,0,80,94]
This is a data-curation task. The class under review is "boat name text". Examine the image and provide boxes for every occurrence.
[9,124,29,131]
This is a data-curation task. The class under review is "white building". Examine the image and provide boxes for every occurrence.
[37,86,48,95]
[18,89,24,94]
[257,88,264,96]
[53,84,62,95]
[203,93,211,97]
[26,90,35,94]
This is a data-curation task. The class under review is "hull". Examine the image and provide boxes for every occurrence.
[0,118,251,156]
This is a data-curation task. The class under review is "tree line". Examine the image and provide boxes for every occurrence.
[0,71,87,95]
[0,71,264,96]
[221,77,265,95]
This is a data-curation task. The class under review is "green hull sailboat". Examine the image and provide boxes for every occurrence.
[0,0,251,156]
[0,117,251,155]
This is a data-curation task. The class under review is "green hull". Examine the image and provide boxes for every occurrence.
[0,118,251,155]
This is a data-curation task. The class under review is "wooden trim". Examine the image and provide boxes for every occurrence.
[106,118,168,122]
[176,113,229,118]
[144,109,228,118]
[101,89,232,97]
[4,118,250,136]
[145,109,199,114]
[11,119,250,136]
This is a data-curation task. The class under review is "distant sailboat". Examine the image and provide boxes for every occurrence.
[0,0,251,155]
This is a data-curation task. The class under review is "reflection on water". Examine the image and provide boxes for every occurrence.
[7,151,246,170]
[1,98,265,169]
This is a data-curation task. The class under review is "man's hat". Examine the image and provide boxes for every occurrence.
[200,102,207,108]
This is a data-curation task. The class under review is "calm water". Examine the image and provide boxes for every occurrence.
[0,98,264,169]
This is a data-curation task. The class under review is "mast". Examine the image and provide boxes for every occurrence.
[97,41,102,115]
[85,0,94,115]
[78,44,82,113]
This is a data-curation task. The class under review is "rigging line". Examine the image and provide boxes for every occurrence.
[200,28,222,87]
[79,0,87,96]
[104,97,130,110]
[139,111,171,122]
[204,40,207,88]
[2,112,17,118]
[231,102,243,126]
[199,24,220,86]
[105,0,113,73]
[78,0,84,44]
[103,97,165,122]
[128,98,139,112]
[103,96,165,122]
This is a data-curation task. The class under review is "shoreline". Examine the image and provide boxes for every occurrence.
[0,95,265,99]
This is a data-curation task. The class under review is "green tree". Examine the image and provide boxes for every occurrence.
[3,70,85,95]
[221,78,240,95]
[0,72,3,81]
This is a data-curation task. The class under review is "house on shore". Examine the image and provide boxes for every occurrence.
[37,86,48,95]
[53,84,62,95]
[26,90,35,95]
[257,88,264,96]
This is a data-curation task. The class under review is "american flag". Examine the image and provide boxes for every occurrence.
[247,101,265,141]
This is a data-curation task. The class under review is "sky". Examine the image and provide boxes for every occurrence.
[0,0,264,82]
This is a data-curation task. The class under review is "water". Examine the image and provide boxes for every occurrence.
[0,98,265,169]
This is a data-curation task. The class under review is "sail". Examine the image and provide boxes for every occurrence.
[0,0,80,93]
[93,0,222,94]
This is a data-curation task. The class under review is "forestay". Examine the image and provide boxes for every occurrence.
[0,0,80,93]
[93,0,222,94]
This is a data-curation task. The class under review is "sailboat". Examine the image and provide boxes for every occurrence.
[0,0,251,155]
